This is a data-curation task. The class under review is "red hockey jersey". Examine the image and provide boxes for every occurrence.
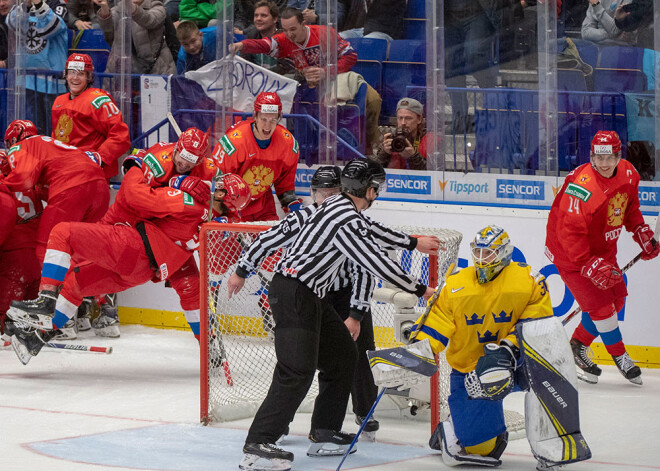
[545,159,645,271]
[52,87,130,180]
[140,142,221,188]
[1,136,106,199]
[241,24,357,74]
[212,119,299,219]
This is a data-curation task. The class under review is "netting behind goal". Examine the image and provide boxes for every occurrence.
[200,223,521,435]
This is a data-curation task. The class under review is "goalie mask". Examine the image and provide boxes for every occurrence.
[471,225,513,284]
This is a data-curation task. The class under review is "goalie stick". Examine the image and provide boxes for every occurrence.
[336,263,456,470]
[562,216,660,326]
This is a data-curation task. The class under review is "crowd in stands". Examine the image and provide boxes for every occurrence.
[0,0,657,175]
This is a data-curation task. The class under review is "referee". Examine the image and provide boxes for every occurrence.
[239,159,435,471]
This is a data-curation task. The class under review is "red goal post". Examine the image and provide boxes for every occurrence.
[199,221,463,432]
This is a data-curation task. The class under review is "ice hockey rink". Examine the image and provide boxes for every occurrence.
[1,324,658,471]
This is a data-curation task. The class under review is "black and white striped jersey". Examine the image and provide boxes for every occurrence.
[276,194,426,300]
[235,196,421,315]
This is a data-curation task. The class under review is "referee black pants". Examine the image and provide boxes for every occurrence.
[245,274,358,444]
[324,285,378,418]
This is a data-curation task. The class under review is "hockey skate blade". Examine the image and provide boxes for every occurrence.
[307,442,357,457]
[7,307,53,330]
[575,368,598,384]
[361,431,377,442]
[239,454,291,471]
[10,335,33,365]
[626,375,643,386]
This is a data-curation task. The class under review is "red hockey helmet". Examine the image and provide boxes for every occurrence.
[174,128,211,165]
[4,120,38,148]
[253,91,282,115]
[65,53,94,73]
[591,130,621,155]
[216,173,251,212]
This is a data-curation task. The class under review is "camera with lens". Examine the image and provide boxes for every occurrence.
[390,127,414,154]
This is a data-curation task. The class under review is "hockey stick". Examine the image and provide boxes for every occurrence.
[409,262,455,343]
[562,216,660,326]
[337,263,455,470]
[167,112,182,137]
[208,284,234,386]
[45,342,113,354]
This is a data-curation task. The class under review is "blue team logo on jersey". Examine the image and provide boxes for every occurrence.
[496,179,545,200]
[386,174,431,195]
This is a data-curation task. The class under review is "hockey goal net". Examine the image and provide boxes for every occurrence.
[199,222,523,436]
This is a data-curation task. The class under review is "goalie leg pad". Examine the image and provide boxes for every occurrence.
[517,317,592,466]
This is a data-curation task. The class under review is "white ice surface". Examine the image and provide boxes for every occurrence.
[1,325,658,471]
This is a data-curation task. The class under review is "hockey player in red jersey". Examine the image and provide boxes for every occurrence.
[52,53,131,180]
[6,167,251,364]
[545,131,658,385]
[212,91,301,222]
[0,120,110,264]
[0,151,44,337]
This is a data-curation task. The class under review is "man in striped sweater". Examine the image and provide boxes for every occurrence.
[237,158,435,471]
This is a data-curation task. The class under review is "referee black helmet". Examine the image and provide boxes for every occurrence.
[341,158,386,198]
[311,165,342,189]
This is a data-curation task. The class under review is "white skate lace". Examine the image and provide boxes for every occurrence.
[616,353,635,373]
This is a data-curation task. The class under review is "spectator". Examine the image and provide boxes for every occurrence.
[340,0,405,43]
[235,0,286,33]
[445,1,501,134]
[175,20,217,73]
[614,0,653,49]
[581,0,621,44]
[7,0,68,135]
[0,0,11,69]
[371,97,427,170]
[231,7,382,154]
[179,0,228,28]
[97,0,176,75]
[286,0,307,11]
[242,0,296,75]
[67,0,105,31]
[302,0,351,30]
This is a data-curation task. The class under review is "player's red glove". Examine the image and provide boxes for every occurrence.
[84,151,103,166]
[581,256,621,290]
[632,224,659,261]
[169,175,210,205]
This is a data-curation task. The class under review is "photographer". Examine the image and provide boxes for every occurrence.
[371,98,427,170]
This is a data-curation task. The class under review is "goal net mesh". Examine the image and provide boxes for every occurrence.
[199,222,524,436]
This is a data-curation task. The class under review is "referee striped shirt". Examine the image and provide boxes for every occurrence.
[277,194,426,299]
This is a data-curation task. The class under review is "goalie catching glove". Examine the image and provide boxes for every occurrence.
[465,340,519,400]
[367,338,437,390]
[169,175,211,205]
[581,256,621,290]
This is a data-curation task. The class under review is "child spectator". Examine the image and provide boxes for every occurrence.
[175,20,217,73]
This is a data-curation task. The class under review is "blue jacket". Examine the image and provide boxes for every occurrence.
[176,26,217,74]
[8,0,68,93]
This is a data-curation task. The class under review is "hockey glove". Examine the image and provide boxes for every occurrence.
[633,224,659,261]
[466,342,517,401]
[169,175,210,205]
[122,155,143,175]
[284,198,304,213]
[581,256,621,290]
[85,151,103,166]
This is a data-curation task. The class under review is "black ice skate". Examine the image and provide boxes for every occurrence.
[240,442,293,471]
[77,297,95,332]
[570,338,602,384]
[93,294,120,338]
[613,352,642,385]
[307,429,357,457]
[355,414,379,442]
[11,325,57,365]
[7,291,57,331]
